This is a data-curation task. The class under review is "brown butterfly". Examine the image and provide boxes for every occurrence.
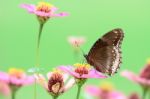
[84,28,124,76]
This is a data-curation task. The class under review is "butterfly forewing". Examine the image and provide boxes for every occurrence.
[85,28,124,76]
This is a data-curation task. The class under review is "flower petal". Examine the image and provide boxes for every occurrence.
[121,70,139,83]
[58,66,80,78]
[34,74,48,90]
[53,12,69,17]
[0,72,9,83]
[10,76,24,85]
[34,11,51,17]
[47,72,52,79]
[109,91,126,99]
[64,78,75,92]
[82,69,107,78]
[85,85,100,96]
[20,4,35,13]
[63,73,69,82]
[23,76,34,85]
[0,81,10,96]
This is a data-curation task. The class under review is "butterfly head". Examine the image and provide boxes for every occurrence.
[83,54,88,59]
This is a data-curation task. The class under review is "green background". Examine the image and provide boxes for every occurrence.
[0,0,150,99]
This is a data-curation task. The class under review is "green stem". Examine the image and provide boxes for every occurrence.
[52,95,58,99]
[76,85,82,99]
[34,23,44,99]
[36,23,44,67]
[34,79,37,99]
[142,87,148,99]
[149,89,150,99]
[11,90,16,99]
[37,23,44,50]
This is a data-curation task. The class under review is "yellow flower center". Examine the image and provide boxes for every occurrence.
[100,82,114,92]
[8,68,25,78]
[147,58,150,64]
[74,63,90,68]
[74,63,90,75]
[36,2,53,13]
[52,68,63,74]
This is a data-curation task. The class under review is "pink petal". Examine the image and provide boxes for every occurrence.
[53,12,69,17]
[47,72,52,79]
[82,69,107,78]
[109,91,126,99]
[10,77,24,85]
[20,4,35,13]
[0,72,9,83]
[34,11,51,17]
[51,7,58,13]
[0,81,10,96]
[23,76,34,85]
[85,85,100,96]
[121,70,139,83]
[58,66,80,78]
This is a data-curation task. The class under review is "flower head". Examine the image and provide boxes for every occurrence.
[35,68,75,96]
[85,82,126,99]
[21,1,68,24]
[68,36,86,48]
[0,68,34,87]
[0,81,10,96]
[121,60,150,87]
[58,63,107,79]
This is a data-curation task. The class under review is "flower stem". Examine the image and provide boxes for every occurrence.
[52,95,58,99]
[34,23,44,99]
[11,90,16,99]
[36,23,44,67]
[142,87,148,99]
[76,85,82,99]
[34,79,37,99]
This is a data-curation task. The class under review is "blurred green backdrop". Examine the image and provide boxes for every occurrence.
[0,0,150,99]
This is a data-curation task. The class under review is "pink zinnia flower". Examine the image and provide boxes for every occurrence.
[0,68,34,87]
[85,82,126,99]
[59,63,107,79]
[20,1,68,24]
[121,62,150,87]
[0,81,10,96]
[68,36,86,47]
[34,69,75,97]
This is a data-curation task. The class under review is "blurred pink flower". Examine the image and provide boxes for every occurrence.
[121,62,150,87]
[128,93,140,99]
[68,36,86,47]
[0,68,34,87]
[85,83,126,99]
[35,69,75,96]
[58,63,107,79]
[0,81,10,96]
[20,2,68,23]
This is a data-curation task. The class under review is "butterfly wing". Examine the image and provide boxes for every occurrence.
[85,28,124,75]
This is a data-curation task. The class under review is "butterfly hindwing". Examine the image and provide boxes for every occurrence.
[85,28,124,76]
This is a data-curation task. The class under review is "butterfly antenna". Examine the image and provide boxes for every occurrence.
[75,42,86,57]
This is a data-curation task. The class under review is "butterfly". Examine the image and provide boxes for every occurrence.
[84,28,124,76]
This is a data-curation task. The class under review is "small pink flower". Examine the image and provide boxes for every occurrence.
[20,2,68,23]
[0,81,10,96]
[59,63,107,79]
[121,62,150,87]
[0,68,34,87]
[68,36,86,47]
[35,69,75,96]
[85,83,126,99]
